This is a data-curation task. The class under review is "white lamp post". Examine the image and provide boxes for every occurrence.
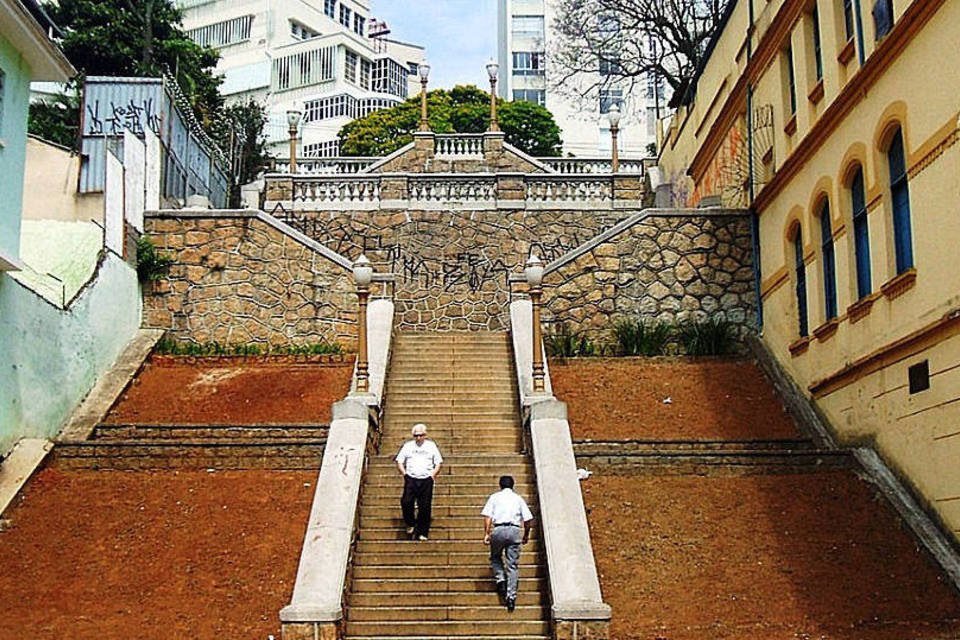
[418,62,431,132]
[286,106,303,174]
[486,58,500,132]
[608,102,621,174]
[353,254,373,393]
[525,254,545,392]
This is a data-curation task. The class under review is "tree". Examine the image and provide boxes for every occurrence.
[338,85,562,157]
[208,100,272,207]
[28,86,81,149]
[551,0,731,105]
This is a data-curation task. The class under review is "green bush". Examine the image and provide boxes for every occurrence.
[611,318,672,356]
[677,316,737,356]
[136,237,175,284]
[544,324,599,358]
[153,340,343,356]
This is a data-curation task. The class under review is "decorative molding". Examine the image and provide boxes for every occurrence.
[880,268,918,300]
[847,292,881,323]
[808,79,825,105]
[813,317,840,342]
[761,266,789,299]
[784,114,798,136]
[837,39,856,65]
[789,335,812,357]
[907,114,960,180]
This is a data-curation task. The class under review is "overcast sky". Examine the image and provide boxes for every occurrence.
[372,0,498,90]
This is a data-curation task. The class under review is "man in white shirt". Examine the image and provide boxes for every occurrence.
[395,423,443,541]
[481,475,534,612]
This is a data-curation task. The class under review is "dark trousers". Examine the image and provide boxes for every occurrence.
[400,475,434,537]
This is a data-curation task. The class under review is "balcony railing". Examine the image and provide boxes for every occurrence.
[270,157,378,175]
[434,134,484,158]
[269,172,645,211]
[540,157,651,174]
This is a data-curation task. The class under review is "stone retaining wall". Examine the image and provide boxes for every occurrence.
[143,207,756,344]
[143,214,356,346]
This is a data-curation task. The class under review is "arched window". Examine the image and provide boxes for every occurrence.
[887,127,913,273]
[850,166,871,298]
[819,201,837,320]
[794,228,809,337]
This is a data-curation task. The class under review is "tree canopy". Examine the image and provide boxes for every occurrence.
[338,85,563,157]
[551,0,731,106]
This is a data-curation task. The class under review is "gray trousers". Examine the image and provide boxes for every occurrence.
[489,524,522,599]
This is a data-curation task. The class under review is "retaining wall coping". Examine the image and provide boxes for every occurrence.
[280,412,368,623]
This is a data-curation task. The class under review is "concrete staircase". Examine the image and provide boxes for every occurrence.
[345,331,550,640]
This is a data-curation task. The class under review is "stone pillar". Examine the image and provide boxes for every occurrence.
[495,172,525,207]
[612,174,645,204]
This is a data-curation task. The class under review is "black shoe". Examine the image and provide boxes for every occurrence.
[506,596,516,612]
[496,581,507,598]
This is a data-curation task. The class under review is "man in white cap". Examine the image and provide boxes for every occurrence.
[395,423,443,541]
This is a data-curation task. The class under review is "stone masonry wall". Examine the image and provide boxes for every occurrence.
[143,215,357,346]
[142,209,755,345]
[542,214,756,337]
[274,208,755,338]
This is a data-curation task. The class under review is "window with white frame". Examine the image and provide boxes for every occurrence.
[374,58,408,96]
[272,45,336,91]
[345,50,358,84]
[187,15,253,48]
[360,58,372,90]
[290,20,319,40]
[512,51,545,76]
[511,15,544,40]
[512,88,546,106]
[324,0,336,19]
[599,88,623,113]
[340,5,352,28]
[354,14,365,36]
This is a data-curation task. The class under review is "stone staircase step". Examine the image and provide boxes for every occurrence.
[92,423,328,440]
[362,494,537,507]
[347,636,548,640]
[51,440,325,470]
[355,540,542,554]
[350,577,546,593]
[344,620,550,636]
[368,454,528,466]
[347,605,547,621]
[363,474,534,489]
[353,552,542,566]
[359,515,530,528]
[349,592,547,607]
[353,565,545,580]
[358,525,532,541]
[360,505,532,518]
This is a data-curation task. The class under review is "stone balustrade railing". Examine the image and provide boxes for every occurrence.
[266,172,647,211]
[525,174,613,203]
[270,157,377,175]
[434,134,485,158]
[408,174,497,205]
[541,157,651,174]
[292,175,381,209]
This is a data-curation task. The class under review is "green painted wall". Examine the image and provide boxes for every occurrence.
[0,255,141,455]
[0,32,30,260]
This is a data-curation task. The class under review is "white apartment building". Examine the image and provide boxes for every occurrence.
[497,0,654,157]
[177,0,425,156]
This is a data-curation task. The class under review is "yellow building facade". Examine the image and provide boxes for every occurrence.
[660,0,960,540]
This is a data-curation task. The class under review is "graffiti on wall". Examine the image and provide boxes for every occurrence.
[84,98,163,136]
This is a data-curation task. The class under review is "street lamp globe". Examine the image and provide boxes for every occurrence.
[353,254,373,287]
[525,254,544,288]
[286,106,303,129]
[607,102,622,129]
[486,58,499,81]
[419,61,431,81]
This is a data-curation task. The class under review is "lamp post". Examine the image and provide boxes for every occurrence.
[353,254,373,393]
[287,106,303,174]
[525,254,545,393]
[418,61,431,132]
[486,58,500,132]
[608,102,621,174]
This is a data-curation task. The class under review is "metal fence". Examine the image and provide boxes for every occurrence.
[79,76,229,208]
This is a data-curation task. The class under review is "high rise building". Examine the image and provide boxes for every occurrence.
[177,0,425,157]
[497,0,653,157]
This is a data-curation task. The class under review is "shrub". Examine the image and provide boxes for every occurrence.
[136,237,174,284]
[677,316,737,356]
[611,318,672,356]
[153,340,343,356]
[544,324,599,358]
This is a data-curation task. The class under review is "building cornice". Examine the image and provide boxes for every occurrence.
[0,0,74,80]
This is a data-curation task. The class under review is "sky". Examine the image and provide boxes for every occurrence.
[371,0,498,90]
